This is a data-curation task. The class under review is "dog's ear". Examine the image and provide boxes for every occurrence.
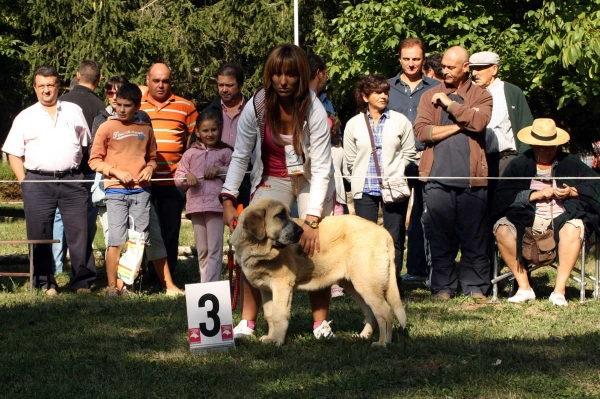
[244,207,266,241]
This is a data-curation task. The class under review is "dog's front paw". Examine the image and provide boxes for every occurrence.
[359,325,374,339]
[259,335,283,346]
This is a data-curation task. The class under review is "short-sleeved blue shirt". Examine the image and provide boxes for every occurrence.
[387,74,440,150]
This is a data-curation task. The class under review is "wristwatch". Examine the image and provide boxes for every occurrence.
[304,220,319,229]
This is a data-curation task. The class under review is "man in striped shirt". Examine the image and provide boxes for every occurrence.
[141,63,198,272]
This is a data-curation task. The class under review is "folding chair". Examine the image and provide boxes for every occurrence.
[492,233,600,303]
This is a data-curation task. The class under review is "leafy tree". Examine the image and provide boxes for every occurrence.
[2,0,599,149]
[526,0,600,148]
[0,0,31,143]
[313,0,539,119]
[529,0,600,110]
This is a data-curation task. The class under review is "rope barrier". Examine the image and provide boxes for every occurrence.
[2,173,600,184]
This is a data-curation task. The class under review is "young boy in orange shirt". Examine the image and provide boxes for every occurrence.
[89,83,157,297]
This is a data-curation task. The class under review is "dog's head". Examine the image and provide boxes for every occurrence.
[231,198,304,250]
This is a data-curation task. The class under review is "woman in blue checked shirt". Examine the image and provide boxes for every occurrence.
[344,74,417,279]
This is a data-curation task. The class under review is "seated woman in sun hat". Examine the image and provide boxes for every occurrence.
[492,118,600,306]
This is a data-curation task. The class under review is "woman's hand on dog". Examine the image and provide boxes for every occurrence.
[223,200,239,231]
[299,223,320,257]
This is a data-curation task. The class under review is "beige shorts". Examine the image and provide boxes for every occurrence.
[493,216,584,241]
[252,174,333,218]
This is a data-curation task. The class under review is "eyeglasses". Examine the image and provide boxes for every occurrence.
[106,90,117,97]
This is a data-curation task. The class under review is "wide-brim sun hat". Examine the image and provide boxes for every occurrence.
[517,118,570,146]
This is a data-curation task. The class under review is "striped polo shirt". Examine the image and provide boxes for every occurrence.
[140,93,197,185]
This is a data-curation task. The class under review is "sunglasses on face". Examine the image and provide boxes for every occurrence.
[106,90,117,97]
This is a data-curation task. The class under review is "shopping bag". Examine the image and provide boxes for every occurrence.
[117,216,149,285]
[91,172,106,206]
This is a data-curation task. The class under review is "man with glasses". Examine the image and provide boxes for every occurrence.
[2,66,97,295]
[140,63,198,273]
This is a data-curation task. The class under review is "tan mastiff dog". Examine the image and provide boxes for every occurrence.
[230,198,407,346]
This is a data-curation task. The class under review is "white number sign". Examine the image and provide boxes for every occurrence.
[185,281,235,353]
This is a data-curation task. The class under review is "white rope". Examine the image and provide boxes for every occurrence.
[3,173,600,184]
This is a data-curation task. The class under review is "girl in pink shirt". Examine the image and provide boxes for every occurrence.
[175,113,233,282]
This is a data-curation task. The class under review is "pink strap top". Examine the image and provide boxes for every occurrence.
[262,123,292,177]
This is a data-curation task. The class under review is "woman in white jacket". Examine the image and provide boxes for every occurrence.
[344,74,417,279]
[220,44,336,340]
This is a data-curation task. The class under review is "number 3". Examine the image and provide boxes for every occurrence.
[199,293,220,337]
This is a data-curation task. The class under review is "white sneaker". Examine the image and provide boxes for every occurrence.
[331,285,344,298]
[507,288,536,303]
[233,320,255,339]
[549,292,568,307]
[313,320,335,339]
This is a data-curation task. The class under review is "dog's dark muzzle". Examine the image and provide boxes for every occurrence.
[274,221,305,248]
[291,222,304,243]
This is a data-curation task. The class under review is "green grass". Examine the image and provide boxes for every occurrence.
[1,261,599,397]
[1,203,599,397]
[0,161,22,201]
[0,215,196,256]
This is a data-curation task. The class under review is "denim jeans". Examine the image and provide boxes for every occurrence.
[52,208,67,274]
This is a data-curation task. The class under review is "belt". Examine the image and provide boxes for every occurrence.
[28,169,80,178]
[499,150,519,157]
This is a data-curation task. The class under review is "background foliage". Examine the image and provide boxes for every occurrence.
[1,0,599,149]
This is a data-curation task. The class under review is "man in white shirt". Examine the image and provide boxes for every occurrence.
[470,51,534,182]
[2,66,97,295]
[470,51,534,273]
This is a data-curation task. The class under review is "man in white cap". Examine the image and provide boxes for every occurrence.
[470,51,534,181]
[470,51,535,270]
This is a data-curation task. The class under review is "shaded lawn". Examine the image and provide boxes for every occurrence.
[0,217,196,256]
[1,203,599,397]
[1,272,600,398]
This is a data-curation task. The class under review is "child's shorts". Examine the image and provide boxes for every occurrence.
[105,191,151,247]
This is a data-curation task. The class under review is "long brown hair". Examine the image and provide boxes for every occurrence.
[263,44,312,155]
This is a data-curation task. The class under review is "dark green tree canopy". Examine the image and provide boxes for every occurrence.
[1,0,599,148]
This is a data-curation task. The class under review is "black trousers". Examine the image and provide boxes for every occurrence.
[422,182,490,296]
[486,151,518,212]
[21,172,96,290]
[354,193,409,276]
[151,184,186,272]
[406,180,428,277]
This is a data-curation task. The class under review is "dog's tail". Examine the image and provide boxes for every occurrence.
[386,235,407,329]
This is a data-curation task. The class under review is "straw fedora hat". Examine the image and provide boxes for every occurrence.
[517,118,570,146]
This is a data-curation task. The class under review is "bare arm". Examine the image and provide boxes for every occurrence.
[430,124,462,142]
[7,154,25,183]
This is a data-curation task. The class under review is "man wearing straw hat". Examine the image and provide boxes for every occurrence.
[492,118,600,306]
[414,46,493,301]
